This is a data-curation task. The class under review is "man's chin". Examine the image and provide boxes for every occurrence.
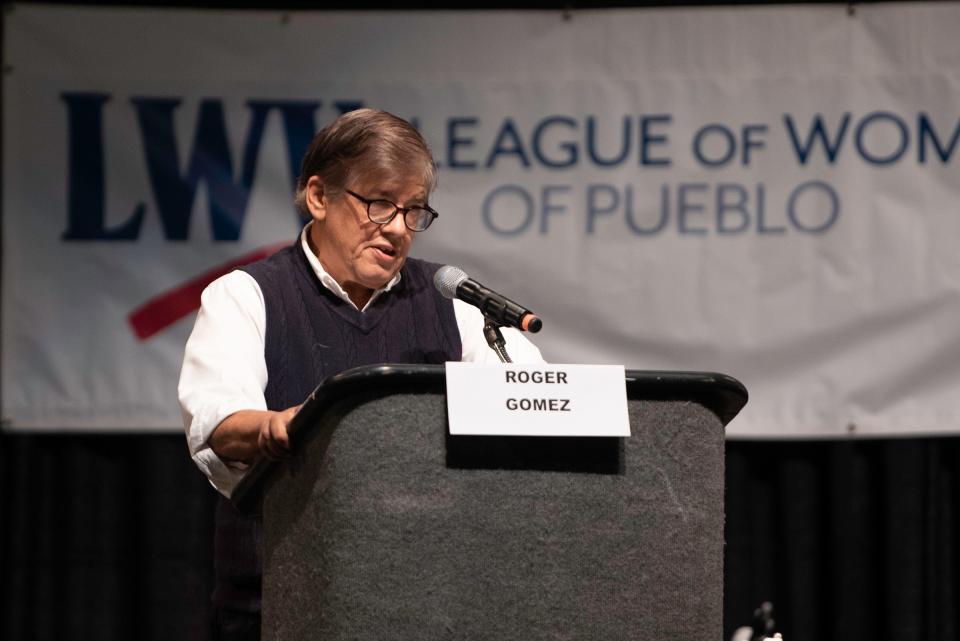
[359,262,403,290]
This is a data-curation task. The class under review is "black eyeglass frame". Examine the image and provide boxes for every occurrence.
[345,189,439,232]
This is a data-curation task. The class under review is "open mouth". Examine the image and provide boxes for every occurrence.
[373,245,397,258]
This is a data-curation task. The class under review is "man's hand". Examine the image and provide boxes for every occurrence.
[209,405,301,463]
[257,405,300,461]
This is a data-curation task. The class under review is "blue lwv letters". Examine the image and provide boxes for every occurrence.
[61,93,363,241]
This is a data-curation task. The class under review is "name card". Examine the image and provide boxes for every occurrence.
[445,362,630,436]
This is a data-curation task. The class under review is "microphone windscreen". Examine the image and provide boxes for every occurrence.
[434,265,469,299]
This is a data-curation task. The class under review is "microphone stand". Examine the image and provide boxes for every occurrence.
[482,318,513,363]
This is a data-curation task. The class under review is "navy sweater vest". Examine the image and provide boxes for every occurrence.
[213,241,462,613]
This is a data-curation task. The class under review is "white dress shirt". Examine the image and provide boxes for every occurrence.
[179,226,544,497]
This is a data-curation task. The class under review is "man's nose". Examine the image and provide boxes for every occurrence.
[381,211,409,237]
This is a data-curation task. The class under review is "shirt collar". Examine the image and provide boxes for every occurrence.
[298,222,402,312]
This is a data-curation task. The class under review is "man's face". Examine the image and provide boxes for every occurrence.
[307,175,426,306]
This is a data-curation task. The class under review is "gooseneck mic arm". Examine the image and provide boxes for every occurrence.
[482,320,513,364]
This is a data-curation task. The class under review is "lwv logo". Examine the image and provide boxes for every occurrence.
[59,93,365,338]
[60,93,364,241]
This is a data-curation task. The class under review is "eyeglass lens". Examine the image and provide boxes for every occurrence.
[367,200,434,231]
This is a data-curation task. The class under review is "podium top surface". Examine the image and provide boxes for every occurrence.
[231,364,747,506]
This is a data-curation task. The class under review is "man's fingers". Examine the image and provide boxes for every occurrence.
[256,413,291,461]
[270,415,290,450]
[257,429,278,460]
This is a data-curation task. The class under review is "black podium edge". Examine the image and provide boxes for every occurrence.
[231,364,748,510]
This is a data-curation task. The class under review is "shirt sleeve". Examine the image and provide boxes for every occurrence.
[178,270,268,498]
[453,299,546,364]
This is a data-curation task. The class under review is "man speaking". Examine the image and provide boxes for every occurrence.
[178,108,542,640]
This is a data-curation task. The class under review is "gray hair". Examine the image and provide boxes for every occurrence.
[295,108,437,215]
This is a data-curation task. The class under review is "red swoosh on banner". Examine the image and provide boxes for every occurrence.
[128,242,290,341]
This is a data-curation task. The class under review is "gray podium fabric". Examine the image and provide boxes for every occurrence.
[261,392,724,641]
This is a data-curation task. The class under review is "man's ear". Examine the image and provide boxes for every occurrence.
[305,176,327,222]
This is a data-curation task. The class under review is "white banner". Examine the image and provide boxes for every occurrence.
[3,3,959,435]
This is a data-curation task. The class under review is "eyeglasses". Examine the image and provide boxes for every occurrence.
[345,190,439,232]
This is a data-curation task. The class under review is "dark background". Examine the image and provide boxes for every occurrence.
[2,1,958,640]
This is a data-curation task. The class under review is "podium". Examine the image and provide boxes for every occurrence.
[232,364,747,641]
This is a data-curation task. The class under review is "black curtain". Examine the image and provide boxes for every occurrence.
[2,432,958,641]
[725,437,959,641]
[0,434,217,641]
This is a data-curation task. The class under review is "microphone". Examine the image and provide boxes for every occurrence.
[434,265,543,333]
